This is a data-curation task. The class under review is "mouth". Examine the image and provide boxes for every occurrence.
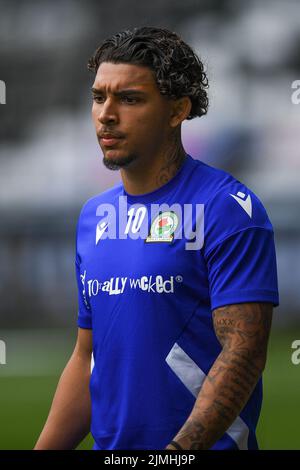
[100,137,122,147]
[99,132,124,147]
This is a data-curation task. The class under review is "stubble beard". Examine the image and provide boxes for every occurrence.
[102,152,138,171]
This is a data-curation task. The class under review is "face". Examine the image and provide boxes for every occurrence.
[91,62,175,170]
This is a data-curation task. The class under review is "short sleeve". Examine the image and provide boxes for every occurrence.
[75,216,92,329]
[203,184,279,310]
[75,256,92,329]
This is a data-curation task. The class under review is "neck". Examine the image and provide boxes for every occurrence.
[120,133,187,196]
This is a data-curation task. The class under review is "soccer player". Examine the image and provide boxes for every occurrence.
[35,27,279,450]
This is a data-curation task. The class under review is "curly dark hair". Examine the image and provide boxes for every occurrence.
[88,27,209,120]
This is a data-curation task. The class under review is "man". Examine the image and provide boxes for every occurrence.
[35,27,279,450]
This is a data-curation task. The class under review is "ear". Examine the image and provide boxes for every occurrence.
[169,96,192,127]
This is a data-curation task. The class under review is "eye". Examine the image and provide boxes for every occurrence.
[93,95,105,103]
[121,96,139,104]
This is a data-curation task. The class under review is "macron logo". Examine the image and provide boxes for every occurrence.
[230,191,252,218]
[96,220,109,245]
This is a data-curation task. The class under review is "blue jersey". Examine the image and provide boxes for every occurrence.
[75,155,279,450]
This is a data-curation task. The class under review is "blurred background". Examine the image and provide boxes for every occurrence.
[0,0,300,450]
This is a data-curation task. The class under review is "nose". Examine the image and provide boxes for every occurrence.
[97,97,118,125]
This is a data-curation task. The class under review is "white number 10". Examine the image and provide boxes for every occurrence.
[124,207,147,234]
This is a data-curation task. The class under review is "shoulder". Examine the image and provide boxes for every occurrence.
[188,157,274,251]
[188,157,235,200]
[189,157,264,209]
[75,182,123,257]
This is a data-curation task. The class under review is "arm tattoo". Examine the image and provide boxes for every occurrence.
[170,302,273,450]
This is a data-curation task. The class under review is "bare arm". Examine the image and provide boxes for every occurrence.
[166,302,273,450]
[34,328,92,450]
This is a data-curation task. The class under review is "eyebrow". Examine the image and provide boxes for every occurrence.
[91,87,146,96]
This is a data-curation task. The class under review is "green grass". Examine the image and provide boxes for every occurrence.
[0,329,93,450]
[0,376,93,450]
[256,329,300,449]
[0,328,299,449]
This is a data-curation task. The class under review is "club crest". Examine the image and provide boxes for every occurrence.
[145,211,178,243]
